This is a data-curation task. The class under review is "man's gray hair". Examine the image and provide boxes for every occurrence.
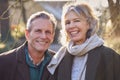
[26,11,57,32]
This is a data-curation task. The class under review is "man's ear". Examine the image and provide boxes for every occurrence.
[25,29,29,40]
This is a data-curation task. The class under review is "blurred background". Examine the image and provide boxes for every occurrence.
[0,0,120,54]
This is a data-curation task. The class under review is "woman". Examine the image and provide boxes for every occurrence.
[47,2,120,80]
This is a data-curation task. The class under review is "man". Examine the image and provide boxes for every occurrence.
[0,11,57,80]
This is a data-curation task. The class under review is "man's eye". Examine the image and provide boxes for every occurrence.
[46,31,52,35]
[35,29,41,33]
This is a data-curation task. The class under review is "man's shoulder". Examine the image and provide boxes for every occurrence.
[0,49,16,57]
[0,49,17,67]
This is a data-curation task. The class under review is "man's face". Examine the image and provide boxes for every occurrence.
[25,18,54,53]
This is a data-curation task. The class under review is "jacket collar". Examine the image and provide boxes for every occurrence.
[57,50,74,80]
[15,41,30,80]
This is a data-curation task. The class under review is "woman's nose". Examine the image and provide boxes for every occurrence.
[69,21,75,28]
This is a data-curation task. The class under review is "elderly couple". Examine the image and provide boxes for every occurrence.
[0,2,120,80]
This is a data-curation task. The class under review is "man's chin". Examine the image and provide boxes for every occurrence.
[36,48,47,52]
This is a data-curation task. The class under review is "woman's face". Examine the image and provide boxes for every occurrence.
[65,11,89,45]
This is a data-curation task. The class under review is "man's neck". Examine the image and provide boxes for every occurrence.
[29,52,45,65]
[28,49,45,65]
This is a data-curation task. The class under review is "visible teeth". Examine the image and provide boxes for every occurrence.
[36,40,46,44]
[39,41,46,44]
[70,31,78,34]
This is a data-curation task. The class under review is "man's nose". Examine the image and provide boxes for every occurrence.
[40,32,47,39]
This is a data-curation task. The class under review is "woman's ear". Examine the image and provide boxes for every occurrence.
[86,28,92,38]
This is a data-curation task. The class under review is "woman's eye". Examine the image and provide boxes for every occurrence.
[65,21,70,25]
[74,19,80,22]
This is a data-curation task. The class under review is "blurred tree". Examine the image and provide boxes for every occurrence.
[0,0,28,53]
[108,0,120,36]
[19,0,27,24]
[102,0,120,53]
[0,0,13,42]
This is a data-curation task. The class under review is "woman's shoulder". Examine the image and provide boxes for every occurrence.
[88,45,120,59]
[92,45,120,60]
[97,45,119,55]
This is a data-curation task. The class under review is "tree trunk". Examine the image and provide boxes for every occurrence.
[0,0,13,42]
[108,0,120,36]
[20,0,27,24]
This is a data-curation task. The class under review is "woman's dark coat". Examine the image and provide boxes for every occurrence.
[0,42,55,80]
[52,45,120,80]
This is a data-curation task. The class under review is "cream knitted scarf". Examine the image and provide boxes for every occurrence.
[67,34,104,56]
